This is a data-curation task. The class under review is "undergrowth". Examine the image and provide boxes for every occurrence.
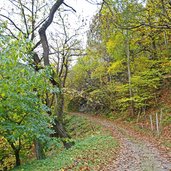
[12,114,119,171]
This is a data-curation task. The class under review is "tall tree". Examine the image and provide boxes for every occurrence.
[0,31,52,166]
[0,0,78,150]
[67,0,171,117]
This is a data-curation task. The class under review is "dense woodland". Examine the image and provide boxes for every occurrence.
[0,0,171,170]
[68,0,171,115]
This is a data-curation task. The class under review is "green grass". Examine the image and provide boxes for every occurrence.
[12,114,119,171]
[64,114,102,138]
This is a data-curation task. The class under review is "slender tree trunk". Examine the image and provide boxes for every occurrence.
[14,149,21,166]
[47,84,74,149]
[126,30,134,116]
[9,140,21,167]
[55,89,64,121]
[34,140,45,160]
[151,36,158,59]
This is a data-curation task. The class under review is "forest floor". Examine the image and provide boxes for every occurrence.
[71,112,171,171]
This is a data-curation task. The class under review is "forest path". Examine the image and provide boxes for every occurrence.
[70,113,171,171]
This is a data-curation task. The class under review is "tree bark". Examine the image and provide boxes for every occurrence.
[126,30,134,116]
[14,149,21,166]
[9,140,21,167]
[38,0,64,66]
[55,82,64,121]
[53,119,74,149]
[34,140,45,160]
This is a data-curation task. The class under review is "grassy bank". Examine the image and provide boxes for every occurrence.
[12,114,119,171]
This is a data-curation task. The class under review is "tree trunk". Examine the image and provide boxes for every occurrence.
[38,0,73,149]
[34,140,45,160]
[55,90,64,121]
[9,140,21,167]
[53,119,74,149]
[126,30,134,116]
[46,84,74,149]
[14,149,20,167]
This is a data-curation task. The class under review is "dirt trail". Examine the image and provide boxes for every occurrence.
[72,113,171,171]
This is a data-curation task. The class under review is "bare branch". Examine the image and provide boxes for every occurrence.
[18,0,29,36]
[31,0,35,40]
[85,0,102,5]
[5,27,19,40]
[0,14,25,35]
[63,2,76,13]
[32,17,49,33]
[32,40,41,51]
[8,0,32,13]
[59,12,68,42]
[36,3,47,13]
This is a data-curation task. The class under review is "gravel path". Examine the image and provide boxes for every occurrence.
[101,120,171,171]
[73,113,171,171]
